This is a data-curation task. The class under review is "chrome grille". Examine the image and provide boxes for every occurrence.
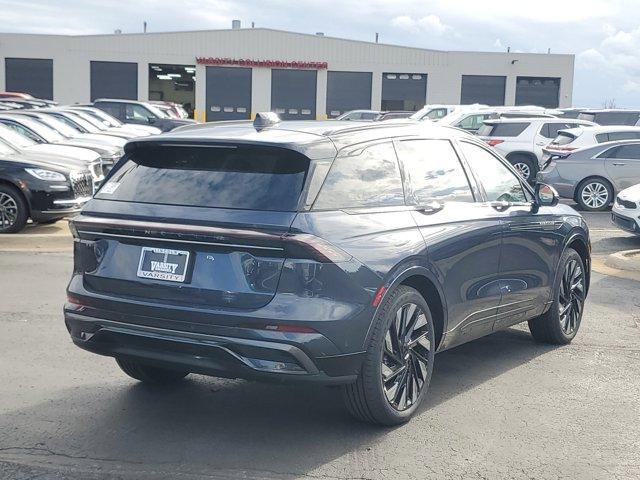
[616,196,637,209]
[71,172,93,198]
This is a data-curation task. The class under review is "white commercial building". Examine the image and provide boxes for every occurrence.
[0,26,574,121]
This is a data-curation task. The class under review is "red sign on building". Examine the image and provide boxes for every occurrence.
[195,57,328,69]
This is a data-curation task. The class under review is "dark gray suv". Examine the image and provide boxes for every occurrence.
[64,118,591,425]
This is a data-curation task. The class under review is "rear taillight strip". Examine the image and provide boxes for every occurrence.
[76,229,284,252]
[72,215,283,243]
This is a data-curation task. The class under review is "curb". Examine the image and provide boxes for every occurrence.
[605,249,640,273]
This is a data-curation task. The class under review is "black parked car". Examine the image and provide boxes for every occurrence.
[0,147,93,232]
[64,117,591,425]
[92,99,196,132]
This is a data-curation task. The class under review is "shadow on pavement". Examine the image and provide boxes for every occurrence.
[0,327,556,477]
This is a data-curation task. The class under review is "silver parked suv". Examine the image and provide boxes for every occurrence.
[478,117,596,182]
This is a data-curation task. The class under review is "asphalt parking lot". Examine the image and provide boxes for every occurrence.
[1,208,639,480]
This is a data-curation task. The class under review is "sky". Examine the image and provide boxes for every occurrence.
[1,0,638,107]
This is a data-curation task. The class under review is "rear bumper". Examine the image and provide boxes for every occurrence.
[537,168,576,199]
[64,309,363,385]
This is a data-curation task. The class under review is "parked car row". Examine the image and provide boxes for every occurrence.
[0,94,198,233]
[336,104,640,218]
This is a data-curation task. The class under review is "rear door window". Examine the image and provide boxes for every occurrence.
[313,142,404,209]
[97,145,310,211]
[610,144,640,159]
[477,122,529,137]
[395,139,474,204]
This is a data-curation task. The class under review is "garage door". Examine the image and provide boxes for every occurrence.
[515,77,560,108]
[326,71,372,118]
[381,73,427,111]
[461,75,506,106]
[205,66,252,121]
[90,61,138,101]
[5,58,53,100]
[271,69,317,120]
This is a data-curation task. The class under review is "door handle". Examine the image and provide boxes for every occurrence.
[489,200,511,211]
[612,162,626,166]
[535,142,546,146]
[416,200,444,214]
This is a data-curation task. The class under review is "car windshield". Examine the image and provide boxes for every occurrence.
[69,111,108,130]
[145,103,169,118]
[83,108,122,127]
[0,124,37,149]
[36,115,79,138]
[0,138,19,155]
[12,116,65,142]
[63,112,101,133]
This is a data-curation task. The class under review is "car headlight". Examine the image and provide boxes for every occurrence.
[25,168,66,182]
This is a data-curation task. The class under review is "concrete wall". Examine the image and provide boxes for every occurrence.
[0,28,575,118]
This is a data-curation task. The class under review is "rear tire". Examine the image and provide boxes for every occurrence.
[116,358,189,384]
[0,184,28,234]
[575,177,613,212]
[343,286,435,425]
[507,154,537,183]
[528,248,586,344]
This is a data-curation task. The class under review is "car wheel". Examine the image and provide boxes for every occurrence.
[0,184,28,234]
[508,155,536,182]
[343,285,435,425]
[576,178,613,212]
[116,358,189,384]
[528,248,586,344]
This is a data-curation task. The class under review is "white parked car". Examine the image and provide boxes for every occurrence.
[410,104,487,122]
[440,107,558,134]
[612,184,640,235]
[477,117,596,181]
[544,125,640,159]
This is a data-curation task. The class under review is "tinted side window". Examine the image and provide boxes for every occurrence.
[125,104,152,121]
[478,122,529,137]
[543,123,581,139]
[608,131,640,141]
[360,112,378,120]
[458,114,489,131]
[395,139,474,204]
[540,123,551,138]
[458,142,528,203]
[95,102,122,119]
[314,142,404,209]
[612,144,640,159]
[595,133,609,143]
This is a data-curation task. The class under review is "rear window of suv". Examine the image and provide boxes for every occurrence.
[477,122,529,137]
[96,145,310,211]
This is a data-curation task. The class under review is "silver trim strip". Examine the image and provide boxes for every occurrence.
[53,196,92,205]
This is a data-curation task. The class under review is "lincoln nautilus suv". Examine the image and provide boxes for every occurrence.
[64,115,591,425]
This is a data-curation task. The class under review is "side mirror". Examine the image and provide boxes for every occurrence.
[147,116,156,124]
[534,183,559,209]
